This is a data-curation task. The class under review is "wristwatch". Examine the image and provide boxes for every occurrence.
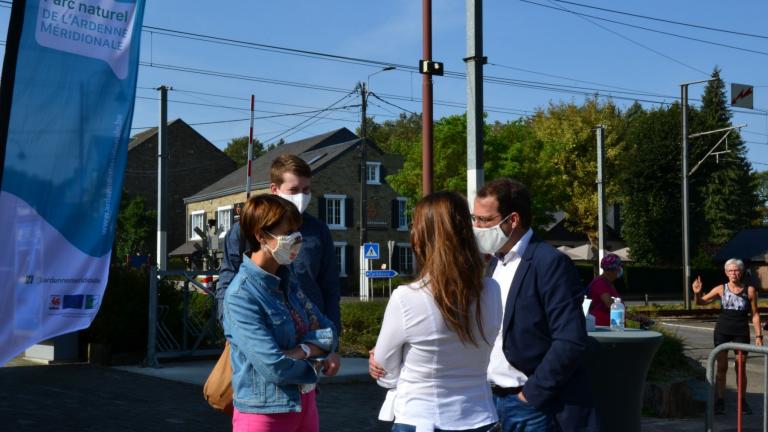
[299,343,311,359]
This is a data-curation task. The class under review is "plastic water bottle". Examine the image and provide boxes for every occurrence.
[610,297,625,331]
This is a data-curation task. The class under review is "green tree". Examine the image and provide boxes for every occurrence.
[223,136,264,167]
[529,98,628,249]
[690,68,758,250]
[755,170,768,226]
[114,194,155,261]
[386,114,469,199]
[620,104,682,265]
[484,119,560,228]
[360,113,422,154]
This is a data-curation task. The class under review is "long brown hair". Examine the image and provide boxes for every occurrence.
[410,191,487,345]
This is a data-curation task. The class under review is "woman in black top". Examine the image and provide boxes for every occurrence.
[692,258,762,415]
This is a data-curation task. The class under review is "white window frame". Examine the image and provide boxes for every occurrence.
[334,241,348,277]
[216,205,233,238]
[190,210,205,240]
[366,161,381,185]
[397,242,414,274]
[324,194,346,230]
[396,197,410,231]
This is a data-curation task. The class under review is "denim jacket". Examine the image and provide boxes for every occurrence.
[223,255,338,414]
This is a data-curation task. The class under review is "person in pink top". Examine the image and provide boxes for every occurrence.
[587,254,623,326]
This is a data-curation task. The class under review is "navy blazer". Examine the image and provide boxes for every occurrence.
[488,235,598,432]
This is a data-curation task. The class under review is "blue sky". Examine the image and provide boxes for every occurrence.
[3,0,768,169]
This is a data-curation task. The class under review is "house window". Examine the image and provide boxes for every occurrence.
[190,210,205,240]
[334,241,348,277]
[324,194,346,229]
[398,243,414,275]
[366,162,381,185]
[217,206,232,238]
[396,197,410,231]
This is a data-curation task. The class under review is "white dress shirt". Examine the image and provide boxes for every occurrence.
[374,277,503,432]
[487,228,533,388]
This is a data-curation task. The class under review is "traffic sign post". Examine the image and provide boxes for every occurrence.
[364,242,380,260]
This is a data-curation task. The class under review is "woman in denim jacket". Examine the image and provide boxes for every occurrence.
[223,194,338,432]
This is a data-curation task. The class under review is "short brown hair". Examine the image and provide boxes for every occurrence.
[239,194,302,252]
[270,154,312,186]
[476,178,532,228]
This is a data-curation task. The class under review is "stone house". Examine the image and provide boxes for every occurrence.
[123,119,237,258]
[177,128,411,296]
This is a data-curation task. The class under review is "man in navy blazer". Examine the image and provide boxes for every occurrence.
[473,178,597,432]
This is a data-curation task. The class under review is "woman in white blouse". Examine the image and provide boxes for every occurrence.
[370,191,502,432]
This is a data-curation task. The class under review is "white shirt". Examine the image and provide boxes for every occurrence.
[487,228,533,387]
[374,277,503,432]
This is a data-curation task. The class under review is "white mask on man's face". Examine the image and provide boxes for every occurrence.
[276,192,311,214]
[472,214,512,254]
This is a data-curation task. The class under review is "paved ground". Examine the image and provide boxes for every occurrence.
[0,363,389,432]
[4,317,768,431]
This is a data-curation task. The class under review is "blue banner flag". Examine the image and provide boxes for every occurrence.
[0,0,145,365]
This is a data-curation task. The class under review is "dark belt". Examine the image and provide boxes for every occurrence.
[491,384,523,397]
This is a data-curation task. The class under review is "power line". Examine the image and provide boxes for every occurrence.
[261,89,358,145]
[550,0,768,40]
[487,62,675,98]
[140,26,687,106]
[525,0,709,76]
[522,0,768,57]
[369,92,418,116]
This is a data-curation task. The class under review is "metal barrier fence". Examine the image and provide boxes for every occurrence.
[144,267,221,368]
[705,342,768,432]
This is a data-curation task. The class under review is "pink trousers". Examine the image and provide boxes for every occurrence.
[232,390,318,432]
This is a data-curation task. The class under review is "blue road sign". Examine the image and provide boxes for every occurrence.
[363,243,380,260]
[365,269,399,279]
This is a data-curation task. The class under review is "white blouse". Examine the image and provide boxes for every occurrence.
[374,277,503,432]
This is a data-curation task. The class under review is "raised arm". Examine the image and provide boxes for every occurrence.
[692,276,722,306]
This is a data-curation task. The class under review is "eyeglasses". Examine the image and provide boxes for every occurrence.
[471,213,510,224]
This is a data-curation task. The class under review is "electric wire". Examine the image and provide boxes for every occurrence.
[530,0,709,76]
[521,0,768,57]
[549,0,768,40]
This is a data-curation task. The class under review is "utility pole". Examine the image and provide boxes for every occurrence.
[680,78,715,309]
[465,0,485,205]
[246,94,254,198]
[422,0,433,196]
[359,81,368,299]
[596,125,606,271]
[156,85,168,272]
[681,83,690,309]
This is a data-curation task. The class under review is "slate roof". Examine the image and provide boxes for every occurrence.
[542,218,623,243]
[715,228,768,263]
[184,127,361,203]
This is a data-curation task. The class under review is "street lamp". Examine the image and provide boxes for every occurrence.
[359,66,395,300]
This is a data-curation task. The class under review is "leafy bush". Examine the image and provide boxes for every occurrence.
[339,300,388,356]
[645,327,700,382]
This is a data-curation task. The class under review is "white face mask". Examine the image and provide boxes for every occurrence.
[472,215,511,255]
[277,192,311,214]
[265,231,303,265]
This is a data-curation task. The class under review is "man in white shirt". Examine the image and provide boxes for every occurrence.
[472,178,597,432]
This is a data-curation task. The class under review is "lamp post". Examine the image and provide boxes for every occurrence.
[358,66,395,299]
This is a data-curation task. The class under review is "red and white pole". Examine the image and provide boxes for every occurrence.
[245,94,254,198]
